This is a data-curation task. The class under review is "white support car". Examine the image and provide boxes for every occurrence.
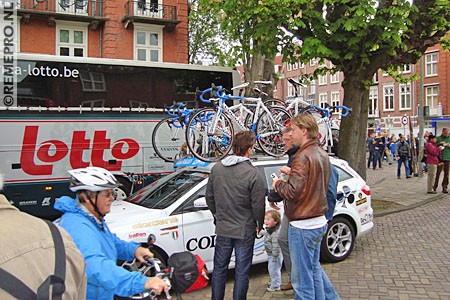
[106,156,373,270]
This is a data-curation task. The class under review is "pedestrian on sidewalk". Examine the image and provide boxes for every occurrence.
[425,135,444,194]
[395,135,412,179]
[263,210,283,292]
[366,133,375,169]
[434,128,450,193]
[390,134,397,162]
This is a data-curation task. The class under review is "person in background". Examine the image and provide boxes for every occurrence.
[390,134,398,162]
[367,132,376,169]
[0,173,87,299]
[395,135,412,179]
[263,210,283,292]
[268,127,298,291]
[425,135,444,194]
[273,114,336,300]
[54,167,168,300]
[434,128,450,193]
[206,131,267,300]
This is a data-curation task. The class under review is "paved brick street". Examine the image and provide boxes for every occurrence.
[179,196,450,299]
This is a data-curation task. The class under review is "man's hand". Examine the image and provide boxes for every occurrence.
[135,246,154,263]
[280,166,291,175]
[144,277,169,294]
[269,201,280,210]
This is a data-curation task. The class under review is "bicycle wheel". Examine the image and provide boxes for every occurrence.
[298,106,329,148]
[255,106,291,157]
[152,117,185,162]
[185,108,234,162]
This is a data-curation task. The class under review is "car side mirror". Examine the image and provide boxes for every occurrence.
[193,197,208,208]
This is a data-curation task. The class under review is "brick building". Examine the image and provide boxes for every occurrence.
[274,43,449,136]
[16,0,188,63]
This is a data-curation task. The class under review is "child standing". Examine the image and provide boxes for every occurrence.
[264,210,283,292]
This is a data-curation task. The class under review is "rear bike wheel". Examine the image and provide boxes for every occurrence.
[152,117,185,162]
[185,108,234,162]
[255,106,291,157]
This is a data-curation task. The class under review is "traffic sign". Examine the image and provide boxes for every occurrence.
[401,116,409,125]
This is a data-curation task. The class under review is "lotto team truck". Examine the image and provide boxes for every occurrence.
[1,53,240,220]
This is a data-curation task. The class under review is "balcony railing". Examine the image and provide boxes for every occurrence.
[18,0,104,18]
[124,1,177,22]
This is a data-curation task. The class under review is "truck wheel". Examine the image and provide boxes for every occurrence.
[320,216,355,263]
[115,176,132,200]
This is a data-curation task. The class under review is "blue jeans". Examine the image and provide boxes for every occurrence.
[289,224,333,300]
[211,233,255,300]
[397,156,410,177]
[267,254,283,289]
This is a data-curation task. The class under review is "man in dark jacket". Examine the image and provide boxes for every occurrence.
[206,131,267,300]
[273,114,335,300]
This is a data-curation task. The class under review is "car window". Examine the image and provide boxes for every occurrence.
[334,165,352,182]
[172,186,207,215]
[258,164,285,190]
[127,171,208,209]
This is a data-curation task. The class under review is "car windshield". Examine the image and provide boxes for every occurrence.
[126,170,208,209]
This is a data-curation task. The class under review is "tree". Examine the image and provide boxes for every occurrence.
[251,0,450,177]
[197,0,282,95]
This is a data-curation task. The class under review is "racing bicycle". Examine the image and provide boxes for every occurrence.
[152,102,195,162]
[185,84,291,162]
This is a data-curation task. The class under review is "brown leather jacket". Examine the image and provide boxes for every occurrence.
[275,139,330,221]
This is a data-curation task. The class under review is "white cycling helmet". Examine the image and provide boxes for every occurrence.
[68,167,121,192]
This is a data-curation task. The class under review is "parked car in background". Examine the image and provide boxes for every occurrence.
[106,156,374,270]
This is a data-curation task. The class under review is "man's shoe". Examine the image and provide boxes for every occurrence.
[281,282,293,290]
[397,176,401,179]
[443,189,448,193]
[266,286,281,292]
[428,191,437,194]
[406,176,412,178]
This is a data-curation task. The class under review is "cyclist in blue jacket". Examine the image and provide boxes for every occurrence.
[54,167,168,300]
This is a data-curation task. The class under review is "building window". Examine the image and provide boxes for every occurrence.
[369,87,378,117]
[330,71,339,84]
[310,58,317,66]
[293,62,298,70]
[56,22,87,57]
[299,62,305,68]
[331,91,340,107]
[425,85,439,108]
[309,80,316,95]
[318,74,327,85]
[383,85,394,111]
[399,83,411,110]
[425,52,438,77]
[58,0,88,14]
[373,72,379,83]
[401,64,411,73]
[135,0,162,17]
[287,78,295,97]
[319,93,328,109]
[79,71,106,92]
[135,25,163,62]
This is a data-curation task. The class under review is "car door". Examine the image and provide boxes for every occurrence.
[171,183,217,270]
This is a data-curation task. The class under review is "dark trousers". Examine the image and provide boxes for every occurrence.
[211,233,256,300]
[434,160,450,191]
[367,151,374,168]
[372,151,380,170]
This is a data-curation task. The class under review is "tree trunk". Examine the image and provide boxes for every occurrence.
[339,74,370,180]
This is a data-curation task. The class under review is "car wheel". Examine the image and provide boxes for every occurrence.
[320,216,355,263]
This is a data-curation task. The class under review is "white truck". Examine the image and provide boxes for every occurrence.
[1,53,239,219]
[0,112,176,219]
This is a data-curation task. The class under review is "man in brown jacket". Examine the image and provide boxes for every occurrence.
[272,114,335,300]
[0,174,87,299]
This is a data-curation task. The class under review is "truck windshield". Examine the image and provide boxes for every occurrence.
[126,170,208,209]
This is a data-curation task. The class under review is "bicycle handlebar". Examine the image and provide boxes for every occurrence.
[199,85,222,103]
[312,104,351,118]
[167,102,188,117]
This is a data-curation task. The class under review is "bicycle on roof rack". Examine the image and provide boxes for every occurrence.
[184,84,291,162]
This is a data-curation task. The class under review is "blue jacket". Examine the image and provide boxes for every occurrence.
[54,196,148,300]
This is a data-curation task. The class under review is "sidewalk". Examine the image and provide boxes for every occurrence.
[365,160,449,216]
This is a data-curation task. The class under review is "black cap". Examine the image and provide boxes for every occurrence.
[429,134,436,140]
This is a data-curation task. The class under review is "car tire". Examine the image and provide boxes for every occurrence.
[320,216,355,263]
